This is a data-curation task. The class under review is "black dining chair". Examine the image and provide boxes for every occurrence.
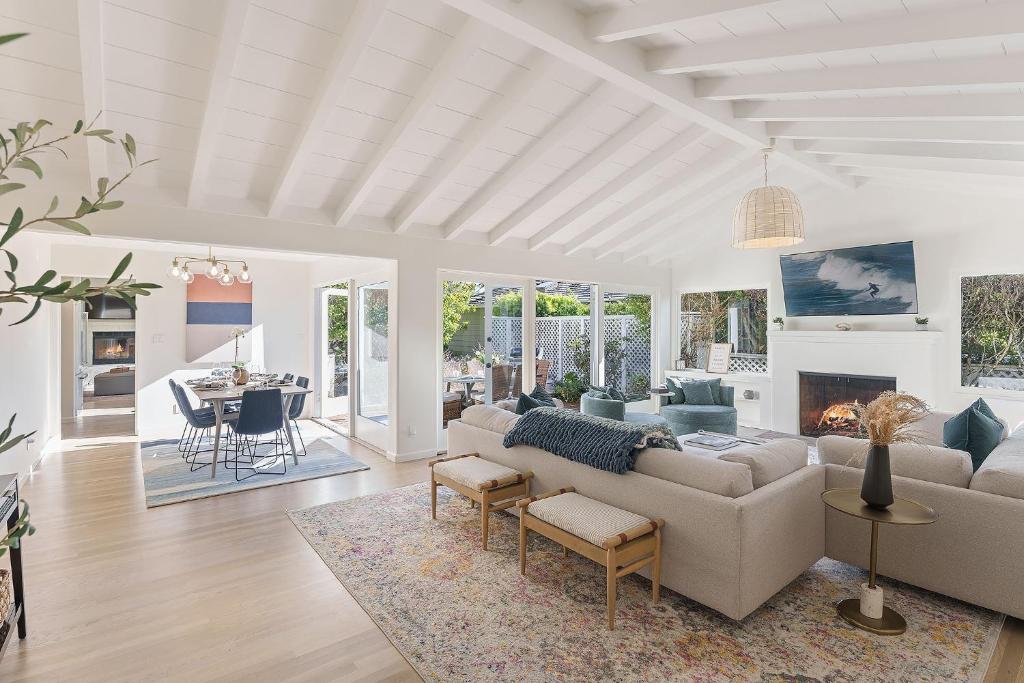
[229,388,286,481]
[282,373,294,382]
[169,380,237,472]
[287,376,310,456]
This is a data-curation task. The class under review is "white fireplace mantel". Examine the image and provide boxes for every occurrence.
[767,329,944,434]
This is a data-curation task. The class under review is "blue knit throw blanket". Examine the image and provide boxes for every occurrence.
[502,407,680,474]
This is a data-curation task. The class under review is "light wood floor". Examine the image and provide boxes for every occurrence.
[1,431,1021,682]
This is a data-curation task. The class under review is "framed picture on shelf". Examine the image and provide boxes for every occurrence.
[706,343,732,374]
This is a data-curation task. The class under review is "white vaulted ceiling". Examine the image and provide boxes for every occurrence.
[2,0,1022,262]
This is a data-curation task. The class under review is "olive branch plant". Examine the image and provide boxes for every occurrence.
[0,32,161,556]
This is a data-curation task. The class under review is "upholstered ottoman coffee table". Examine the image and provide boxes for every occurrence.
[429,453,533,550]
[516,487,664,630]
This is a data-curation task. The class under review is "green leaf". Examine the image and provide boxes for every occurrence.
[48,218,90,235]
[97,177,109,195]
[83,129,114,137]
[33,270,56,286]
[75,197,94,217]
[0,295,26,305]
[3,249,17,271]
[0,33,28,47]
[107,253,132,283]
[31,119,51,133]
[125,132,137,157]
[8,207,22,232]
[13,156,42,179]
[10,297,41,326]
[95,200,123,210]
[73,120,83,134]
[0,183,25,197]
[46,195,58,215]
[0,208,22,248]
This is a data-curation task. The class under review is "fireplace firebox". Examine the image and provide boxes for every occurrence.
[92,331,135,365]
[798,372,896,438]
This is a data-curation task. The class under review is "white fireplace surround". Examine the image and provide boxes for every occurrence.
[767,330,942,435]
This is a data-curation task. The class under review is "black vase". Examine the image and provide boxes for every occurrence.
[861,444,893,509]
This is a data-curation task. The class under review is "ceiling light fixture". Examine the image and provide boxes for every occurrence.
[167,247,250,286]
[732,148,805,250]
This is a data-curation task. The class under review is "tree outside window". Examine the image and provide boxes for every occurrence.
[961,274,1024,390]
[680,289,767,370]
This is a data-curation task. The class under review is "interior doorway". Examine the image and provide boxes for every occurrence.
[60,286,138,439]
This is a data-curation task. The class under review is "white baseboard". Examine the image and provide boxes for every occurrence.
[390,448,436,463]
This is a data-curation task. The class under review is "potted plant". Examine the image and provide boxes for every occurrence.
[915,316,929,331]
[771,316,785,331]
[229,327,249,384]
[843,391,929,509]
[553,371,587,409]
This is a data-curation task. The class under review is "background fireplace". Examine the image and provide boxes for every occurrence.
[92,331,135,365]
[798,372,896,437]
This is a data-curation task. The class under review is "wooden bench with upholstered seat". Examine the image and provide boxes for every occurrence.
[517,487,664,630]
[428,453,533,550]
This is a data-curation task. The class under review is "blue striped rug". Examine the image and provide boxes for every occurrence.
[140,421,369,507]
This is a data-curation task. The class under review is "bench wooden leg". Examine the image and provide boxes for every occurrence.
[430,476,437,520]
[562,545,568,558]
[519,513,527,575]
[480,489,490,550]
[606,546,617,630]
[652,527,662,603]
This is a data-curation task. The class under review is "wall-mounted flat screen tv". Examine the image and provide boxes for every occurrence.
[86,292,135,319]
[779,241,919,317]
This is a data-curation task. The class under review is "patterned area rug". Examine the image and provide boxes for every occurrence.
[141,421,368,507]
[290,483,1003,683]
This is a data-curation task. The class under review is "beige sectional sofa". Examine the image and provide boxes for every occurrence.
[818,410,1024,620]
[447,405,823,620]
[448,405,1024,622]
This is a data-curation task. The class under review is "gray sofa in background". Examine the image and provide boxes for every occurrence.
[580,390,670,429]
[659,383,738,436]
[93,369,135,396]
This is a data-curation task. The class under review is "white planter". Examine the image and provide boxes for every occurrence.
[916,324,928,331]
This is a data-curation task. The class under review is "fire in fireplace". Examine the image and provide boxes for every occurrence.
[798,372,896,438]
[93,331,135,365]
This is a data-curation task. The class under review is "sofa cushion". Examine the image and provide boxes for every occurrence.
[529,385,556,406]
[459,404,519,435]
[665,377,685,405]
[527,492,652,547]
[681,381,716,405]
[590,384,625,402]
[817,434,973,488]
[633,447,754,498]
[970,432,1024,500]
[717,439,808,489]
[433,456,524,492]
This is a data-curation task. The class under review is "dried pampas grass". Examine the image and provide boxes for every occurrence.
[842,391,930,447]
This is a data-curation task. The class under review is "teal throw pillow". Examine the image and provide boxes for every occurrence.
[944,398,1004,471]
[585,390,612,400]
[702,377,722,405]
[590,384,625,402]
[681,381,715,405]
[665,377,686,405]
[515,393,545,415]
[529,384,556,406]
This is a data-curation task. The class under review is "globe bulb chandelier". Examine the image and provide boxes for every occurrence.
[732,149,805,250]
[167,247,251,286]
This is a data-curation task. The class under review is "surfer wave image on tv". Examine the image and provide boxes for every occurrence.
[779,241,919,317]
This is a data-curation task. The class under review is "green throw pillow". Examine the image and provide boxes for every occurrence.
[681,381,715,405]
[529,384,556,406]
[589,384,625,402]
[943,398,1003,471]
[515,393,545,415]
[702,378,722,405]
[665,377,686,404]
[585,389,612,400]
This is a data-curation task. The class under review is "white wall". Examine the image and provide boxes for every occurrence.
[49,244,315,438]
[34,200,672,461]
[671,182,1024,430]
[0,232,60,478]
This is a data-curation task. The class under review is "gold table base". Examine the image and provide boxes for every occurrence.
[837,598,906,636]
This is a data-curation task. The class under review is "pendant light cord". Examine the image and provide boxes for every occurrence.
[763,150,769,187]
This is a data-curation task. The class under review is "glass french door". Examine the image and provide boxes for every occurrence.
[440,279,523,439]
[353,277,393,452]
[317,285,349,424]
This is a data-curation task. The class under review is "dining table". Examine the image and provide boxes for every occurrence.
[444,375,484,406]
[189,382,313,480]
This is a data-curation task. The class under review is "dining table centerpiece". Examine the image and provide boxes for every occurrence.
[230,327,249,385]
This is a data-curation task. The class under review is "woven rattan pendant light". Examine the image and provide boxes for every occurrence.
[732,149,805,249]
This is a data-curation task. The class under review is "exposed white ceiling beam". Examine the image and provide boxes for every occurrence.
[586,0,787,43]
[186,0,249,209]
[392,53,556,234]
[696,55,1024,100]
[266,0,386,218]
[844,165,1024,190]
[528,126,707,250]
[440,0,853,190]
[76,0,108,188]
[650,1,1024,74]
[334,19,481,227]
[796,139,1024,163]
[486,106,665,246]
[824,154,1024,178]
[769,121,1024,145]
[443,81,619,240]
[598,155,754,260]
[735,93,1024,122]
[851,173,1024,199]
[567,145,743,256]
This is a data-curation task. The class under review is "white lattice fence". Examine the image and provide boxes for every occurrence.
[492,315,650,391]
